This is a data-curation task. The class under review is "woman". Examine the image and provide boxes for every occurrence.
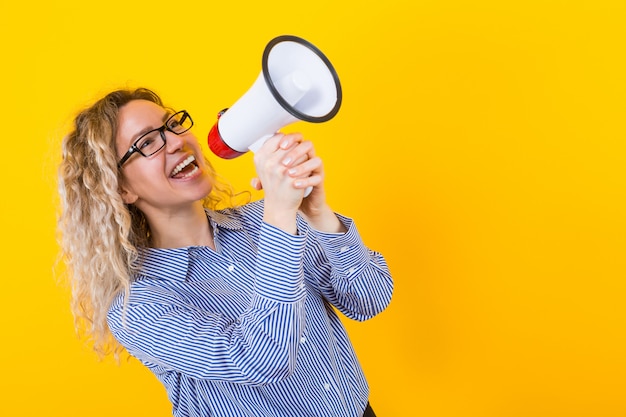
[58,87,393,417]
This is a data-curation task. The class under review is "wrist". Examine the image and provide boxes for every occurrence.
[300,205,346,233]
[263,206,298,235]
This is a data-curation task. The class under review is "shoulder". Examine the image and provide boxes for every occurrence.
[215,200,265,228]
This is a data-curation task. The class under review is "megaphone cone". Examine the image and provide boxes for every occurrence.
[208,35,342,159]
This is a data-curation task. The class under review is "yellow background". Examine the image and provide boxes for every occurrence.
[1,0,625,415]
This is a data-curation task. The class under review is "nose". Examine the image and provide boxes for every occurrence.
[164,129,185,153]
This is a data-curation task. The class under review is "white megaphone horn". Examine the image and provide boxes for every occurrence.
[208,35,342,195]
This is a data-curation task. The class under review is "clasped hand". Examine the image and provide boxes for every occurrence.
[251,133,328,233]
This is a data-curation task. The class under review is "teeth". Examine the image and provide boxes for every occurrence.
[180,165,199,178]
[171,155,196,177]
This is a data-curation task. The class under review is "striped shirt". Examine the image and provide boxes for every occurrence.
[107,200,393,417]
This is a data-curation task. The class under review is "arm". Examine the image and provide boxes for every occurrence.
[251,133,393,318]
[107,222,307,386]
[299,213,394,321]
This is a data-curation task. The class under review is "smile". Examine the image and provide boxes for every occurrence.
[170,155,199,179]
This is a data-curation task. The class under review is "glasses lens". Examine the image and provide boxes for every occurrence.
[135,130,165,157]
[166,111,193,134]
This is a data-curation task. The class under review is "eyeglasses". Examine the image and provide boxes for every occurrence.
[117,110,194,167]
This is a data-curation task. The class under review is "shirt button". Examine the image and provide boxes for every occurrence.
[300,336,306,344]
[348,267,356,274]
[324,383,331,391]
[340,246,349,253]
[227,264,235,272]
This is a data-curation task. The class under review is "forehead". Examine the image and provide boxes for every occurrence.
[117,99,167,145]
[118,99,166,127]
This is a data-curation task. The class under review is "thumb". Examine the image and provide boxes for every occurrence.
[250,177,263,190]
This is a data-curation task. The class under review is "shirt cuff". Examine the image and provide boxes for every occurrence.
[254,222,307,302]
[311,214,371,275]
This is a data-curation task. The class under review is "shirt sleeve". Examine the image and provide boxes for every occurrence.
[107,222,306,386]
[299,213,394,321]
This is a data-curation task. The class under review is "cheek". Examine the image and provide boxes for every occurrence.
[123,161,165,189]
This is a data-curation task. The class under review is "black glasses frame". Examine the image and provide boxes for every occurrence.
[117,110,193,167]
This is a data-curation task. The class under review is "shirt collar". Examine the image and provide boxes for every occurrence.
[206,207,244,231]
[135,247,190,281]
[133,208,244,281]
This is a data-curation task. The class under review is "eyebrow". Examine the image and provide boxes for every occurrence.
[130,112,172,142]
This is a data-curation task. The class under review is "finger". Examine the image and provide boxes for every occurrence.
[278,133,304,150]
[250,177,263,190]
[286,156,323,178]
[294,173,323,189]
[282,140,314,167]
[258,133,286,154]
[289,152,309,169]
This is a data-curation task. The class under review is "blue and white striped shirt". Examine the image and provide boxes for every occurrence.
[107,200,393,417]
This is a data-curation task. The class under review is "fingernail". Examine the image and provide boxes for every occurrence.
[280,139,289,149]
[282,157,291,166]
[294,180,303,187]
[288,168,297,176]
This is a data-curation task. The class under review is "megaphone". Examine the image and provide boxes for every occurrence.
[208,35,342,160]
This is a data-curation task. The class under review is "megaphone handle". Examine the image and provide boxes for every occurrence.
[247,135,272,153]
[248,135,313,198]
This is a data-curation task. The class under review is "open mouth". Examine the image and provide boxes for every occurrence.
[170,155,199,179]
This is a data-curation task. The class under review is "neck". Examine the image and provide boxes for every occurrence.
[142,201,215,249]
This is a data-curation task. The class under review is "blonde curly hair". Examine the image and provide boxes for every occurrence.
[58,88,240,357]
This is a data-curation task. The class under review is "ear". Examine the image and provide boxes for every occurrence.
[119,181,139,205]
[121,190,138,205]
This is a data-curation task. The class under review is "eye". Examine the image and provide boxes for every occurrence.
[168,120,181,129]
[166,112,191,133]
[139,138,154,149]
[136,131,160,152]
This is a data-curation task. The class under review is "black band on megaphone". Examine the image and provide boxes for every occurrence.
[262,35,342,123]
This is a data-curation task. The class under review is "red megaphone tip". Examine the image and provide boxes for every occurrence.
[207,120,246,160]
